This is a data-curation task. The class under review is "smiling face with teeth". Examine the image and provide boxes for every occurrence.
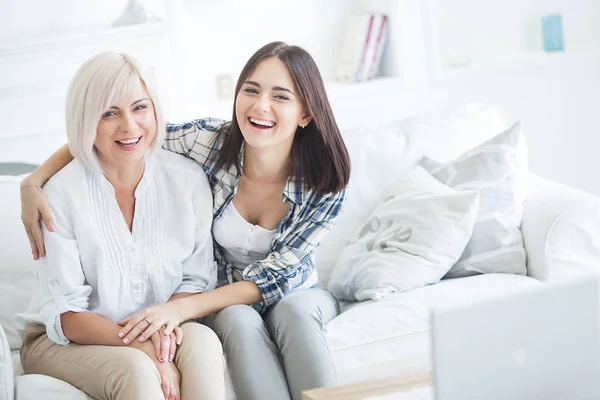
[235,57,311,151]
[94,78,157,169]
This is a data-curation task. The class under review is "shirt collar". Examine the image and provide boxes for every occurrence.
[92,155,155,198]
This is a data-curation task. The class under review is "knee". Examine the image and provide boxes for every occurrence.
[180,323,223,356]
[270,293,323,327]
[212,305,266,341]
[112,348,160,391]
[118,348,159,382]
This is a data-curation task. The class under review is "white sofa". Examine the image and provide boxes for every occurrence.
[2,105,599,400]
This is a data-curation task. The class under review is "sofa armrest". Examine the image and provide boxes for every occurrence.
[522,174,600,281]
[0,323,14,400]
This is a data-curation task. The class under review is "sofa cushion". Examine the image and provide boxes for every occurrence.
[327,273,542,384]
[422,122,528,278]
[0,176,37,351]
[328,167,479,301]
[15,374,93,400]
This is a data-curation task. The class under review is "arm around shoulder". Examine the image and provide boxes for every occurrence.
[22,144,73,188]
[163,118,227,168]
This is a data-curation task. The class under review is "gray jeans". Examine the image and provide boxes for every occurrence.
[202,287,339,400]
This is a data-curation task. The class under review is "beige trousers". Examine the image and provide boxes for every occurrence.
[20,322,226,400]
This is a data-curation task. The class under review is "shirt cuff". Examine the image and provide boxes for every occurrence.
[40,299,88,345]
[174,284,204,295]
[243,264,286,311]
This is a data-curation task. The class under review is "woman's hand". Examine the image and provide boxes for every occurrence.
[20,184,55,259]
[155,354,181,400]
[118,302,184,345]
[150,327,184,362]
[134,339,181,399]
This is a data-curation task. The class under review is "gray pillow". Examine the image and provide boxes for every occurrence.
[421,122,527,278]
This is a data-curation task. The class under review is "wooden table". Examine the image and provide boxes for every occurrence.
[302,370,432,400]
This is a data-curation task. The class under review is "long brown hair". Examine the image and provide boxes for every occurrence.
[215,41,351,195]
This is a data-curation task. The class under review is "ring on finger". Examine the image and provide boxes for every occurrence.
[143,318,152,325]
[25,230,32,235]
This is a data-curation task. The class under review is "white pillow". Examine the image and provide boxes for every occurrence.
[327,167,480,302]
[421,122,528,278]
[388,103,508,163]
[315,125,422,285]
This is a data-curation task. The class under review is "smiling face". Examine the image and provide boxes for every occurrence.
[235,57,311,151]
[94,78,157,168]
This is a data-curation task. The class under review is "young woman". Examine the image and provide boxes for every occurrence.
[20,41,351,400]
[16,51,225,400]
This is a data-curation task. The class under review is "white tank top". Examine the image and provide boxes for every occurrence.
[214,201,320,290]
[213,202,276,272]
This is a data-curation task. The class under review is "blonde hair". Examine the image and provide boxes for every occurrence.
[65,51,164,172]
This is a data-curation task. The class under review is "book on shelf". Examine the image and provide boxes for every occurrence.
[335,13,388,83]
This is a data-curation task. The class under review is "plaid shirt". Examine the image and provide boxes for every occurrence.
[164,118,346,313]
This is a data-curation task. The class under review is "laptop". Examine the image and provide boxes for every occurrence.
[431,274,600,400]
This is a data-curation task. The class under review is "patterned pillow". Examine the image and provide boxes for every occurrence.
[421,122,528,278]
[327,167,480,301]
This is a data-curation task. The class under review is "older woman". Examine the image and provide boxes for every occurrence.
[15,52,225,400]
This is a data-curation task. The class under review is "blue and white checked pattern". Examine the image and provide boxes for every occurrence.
[164,118,346,313]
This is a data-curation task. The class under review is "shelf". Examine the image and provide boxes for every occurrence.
[325,76,407,98]
[437,49,600,80]
[0,21,166,61]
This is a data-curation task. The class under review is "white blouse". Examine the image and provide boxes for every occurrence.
[213,202,275,272]
[16,150,216,345]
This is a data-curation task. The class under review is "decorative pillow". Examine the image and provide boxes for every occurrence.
[327,166,480,302]
[421,122,528,278]
[315,125,422,285]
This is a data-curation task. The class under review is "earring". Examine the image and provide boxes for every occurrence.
[299,124,305,129]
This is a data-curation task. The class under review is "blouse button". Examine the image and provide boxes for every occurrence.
[130,247,136,253]
[49,279,58,287]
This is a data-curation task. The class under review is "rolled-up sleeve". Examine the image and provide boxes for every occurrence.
[242,189,346,313]
[175,169,217,294]
[38,186,92,345]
